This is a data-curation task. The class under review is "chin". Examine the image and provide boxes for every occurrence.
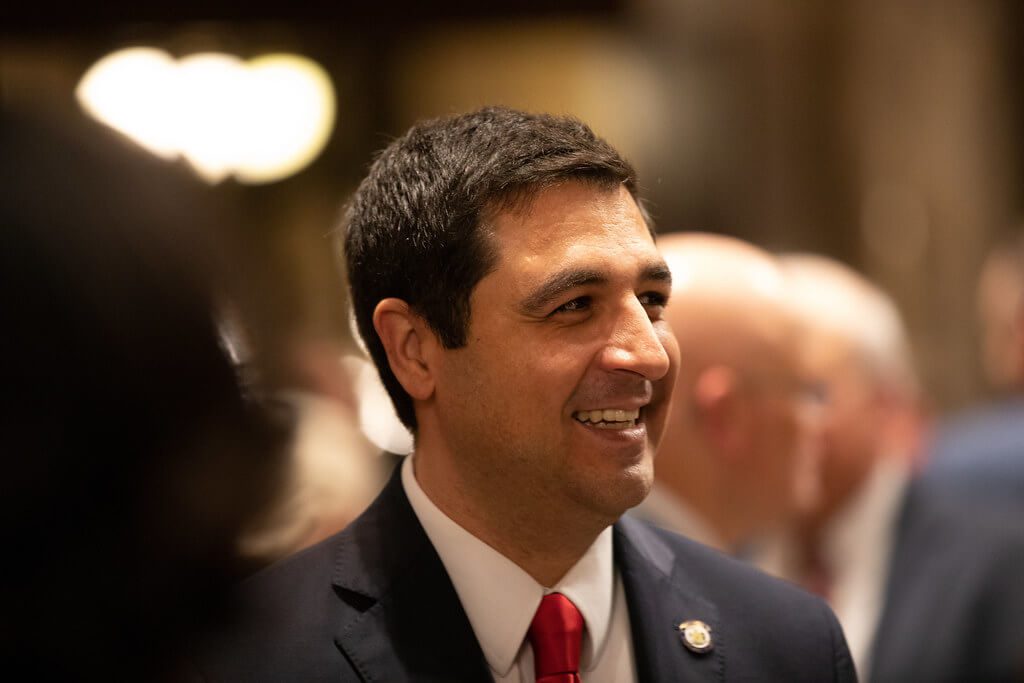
[621,460,656,506]
[574,459,654,522]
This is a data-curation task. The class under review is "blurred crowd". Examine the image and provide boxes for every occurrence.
[2,99,1023,682]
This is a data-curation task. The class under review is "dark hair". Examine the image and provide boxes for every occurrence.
[343,106,648,430]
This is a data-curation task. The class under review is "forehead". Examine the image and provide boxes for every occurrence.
[485,181,657,277]
[802,328,860,380]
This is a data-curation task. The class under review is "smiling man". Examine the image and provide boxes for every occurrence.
[199,107,855,682]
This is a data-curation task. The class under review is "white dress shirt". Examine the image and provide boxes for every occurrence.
[401,455,637,682]
[757,456,908,679]
[818,457,907,678]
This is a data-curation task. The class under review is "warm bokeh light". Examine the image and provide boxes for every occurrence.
[75,47,181,160]
[174,52,249,183]
[235,54,336,184]
[76,48,335,184]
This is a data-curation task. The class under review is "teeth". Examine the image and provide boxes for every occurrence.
[574,408,641,424]
[594,420,636,429]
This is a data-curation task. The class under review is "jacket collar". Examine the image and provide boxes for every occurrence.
[330,466,491,681]
[615,515,724,683]
[330,466,725,682]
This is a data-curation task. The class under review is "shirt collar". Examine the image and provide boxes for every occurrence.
[821,455,908,571]
[401,454,615,677]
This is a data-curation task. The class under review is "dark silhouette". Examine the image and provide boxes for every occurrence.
[0,106,290,680]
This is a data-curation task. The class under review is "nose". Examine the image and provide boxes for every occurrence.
[598,298,673,381]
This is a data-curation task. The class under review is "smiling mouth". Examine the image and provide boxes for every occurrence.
[573,408,642,430]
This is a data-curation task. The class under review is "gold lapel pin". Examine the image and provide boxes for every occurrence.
[678,620,714,654]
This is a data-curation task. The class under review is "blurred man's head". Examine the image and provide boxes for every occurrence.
[654,233,818,551]
[781,254,922,530]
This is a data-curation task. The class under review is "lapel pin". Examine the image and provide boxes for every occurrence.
[678,619,714,654]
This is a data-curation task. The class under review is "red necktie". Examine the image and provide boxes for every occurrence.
[528,593,584,683]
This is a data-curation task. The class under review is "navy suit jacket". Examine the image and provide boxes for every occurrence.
[868,481,1024,683]
[925,399,1024,511]
[197,466,855,682]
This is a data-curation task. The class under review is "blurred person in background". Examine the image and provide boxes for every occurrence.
[632,233,821,555]
[199,107,854,682]
[924,234,1024,509]
[760,253,1024,682]
[0,106,290,679]
[236,334,390,564]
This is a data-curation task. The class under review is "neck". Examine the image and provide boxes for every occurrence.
[412,444,607,587]
[655,437,742,553]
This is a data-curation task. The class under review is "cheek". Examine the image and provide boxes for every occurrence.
[819,413,870,480]
[765,412,800,475]
[781,407,805,453]
[475,332,534,377]
[822,402,855,446]
[492,342,581,420]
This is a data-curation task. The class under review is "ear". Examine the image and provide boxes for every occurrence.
[692,365,748,459]
[372,298,439,401]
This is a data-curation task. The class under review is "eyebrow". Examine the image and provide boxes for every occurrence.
[518,260,672,315]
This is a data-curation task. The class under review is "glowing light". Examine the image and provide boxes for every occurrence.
[235,55,335,184]
[175,53,249,183]
[76,48,336,184]
[76,48,180,160]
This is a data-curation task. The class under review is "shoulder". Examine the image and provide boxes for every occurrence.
[192,532,358,681]
[192,466,422,681]
[243,528,344,597]
[889,481,1024,606]
[928,399,1024,466]
[617,514,828,612]
[897,479,1024,552]
[615,515,855,682]
[872,481,1024,681]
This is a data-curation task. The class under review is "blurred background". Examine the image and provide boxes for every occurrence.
[4,0,1023,423]
[7,7,1024,678]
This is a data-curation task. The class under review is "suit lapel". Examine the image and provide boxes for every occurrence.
[615,516,724,683]
[330,468,491,682]
[330,470,729,681]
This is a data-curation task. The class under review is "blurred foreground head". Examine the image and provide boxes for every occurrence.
[646,233,819,552]
[781,254,923,532]
[0,107,288,678]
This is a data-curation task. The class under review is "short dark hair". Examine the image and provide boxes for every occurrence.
[343,106,648,431]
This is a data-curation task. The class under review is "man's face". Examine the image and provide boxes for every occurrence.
[804,337,883,522]
[433,181,679,524]
[740,351,823,526]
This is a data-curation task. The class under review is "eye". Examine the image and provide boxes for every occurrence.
[551,296,591,316]
[638,291,669,317]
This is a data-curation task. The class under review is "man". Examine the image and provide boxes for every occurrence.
[200,107,854,682]
[633,233,820,554]
[925,235,1024,509]
[761,254,1024,682]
